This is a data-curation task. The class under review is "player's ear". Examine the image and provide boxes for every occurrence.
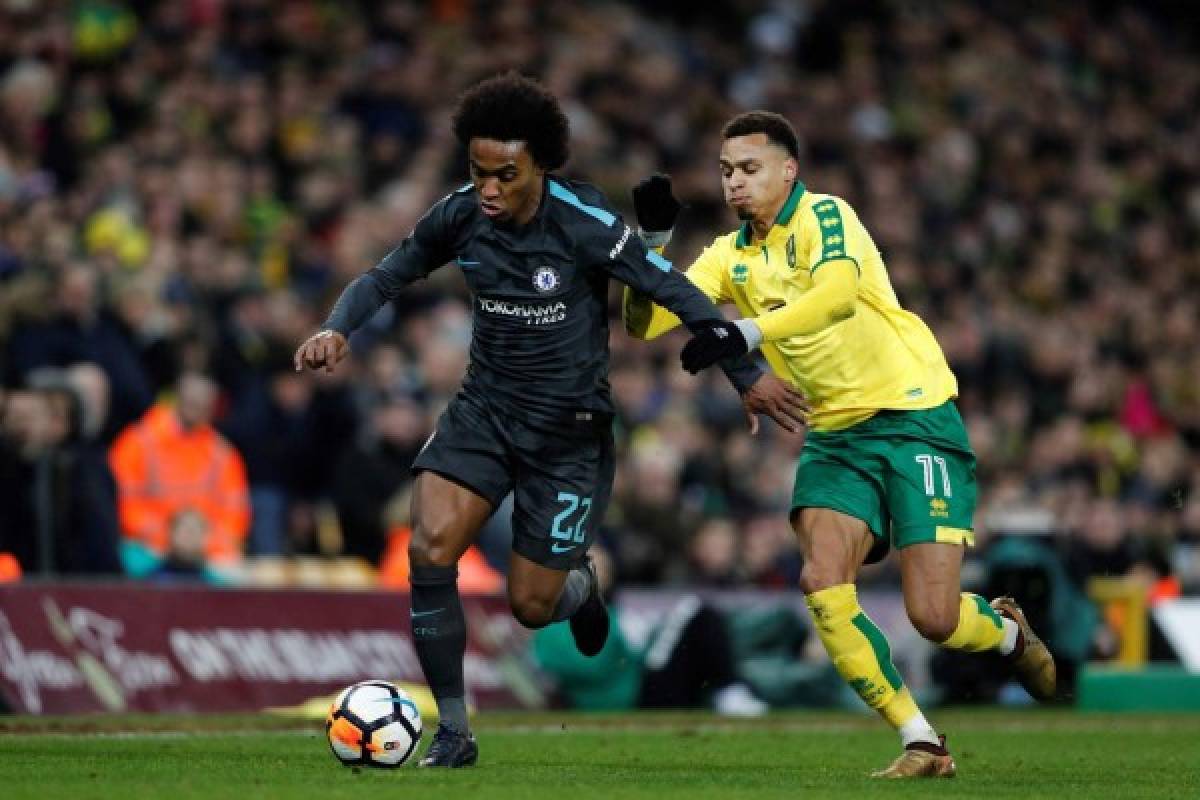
[784,158,798,183]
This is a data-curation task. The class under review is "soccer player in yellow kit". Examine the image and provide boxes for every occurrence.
[624,112,1056,778]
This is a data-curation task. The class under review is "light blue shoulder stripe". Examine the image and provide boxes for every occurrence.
[646,251,672,272]
[548,181,616,227]
[455,182,474,193]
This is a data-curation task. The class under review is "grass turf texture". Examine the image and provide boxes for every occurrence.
[1,710,1197,799]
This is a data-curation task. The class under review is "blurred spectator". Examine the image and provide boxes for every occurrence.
[331,391,430,564]
[4,263,153,440]
[0,370,121,576]
[147,509,227,585]
[220,347,333,556]
[109,371,249,574]
[688,516,740,586]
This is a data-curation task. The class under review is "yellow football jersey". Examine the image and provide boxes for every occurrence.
[625,182,958,430]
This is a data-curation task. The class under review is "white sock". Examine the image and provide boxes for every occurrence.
[898,712,940,748]
[997,618,1020,656]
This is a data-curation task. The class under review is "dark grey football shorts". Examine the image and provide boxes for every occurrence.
[412,390,615,570]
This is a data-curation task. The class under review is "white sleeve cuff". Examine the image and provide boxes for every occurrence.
[733,318,763,350]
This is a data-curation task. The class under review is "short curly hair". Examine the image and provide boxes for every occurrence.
[722,111,800,160]
[452,72,570,170]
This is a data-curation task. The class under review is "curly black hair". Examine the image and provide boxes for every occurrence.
[722,111,800,160]
[452,71,570,170]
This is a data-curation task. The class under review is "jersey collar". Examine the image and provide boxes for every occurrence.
[735,180,806,249]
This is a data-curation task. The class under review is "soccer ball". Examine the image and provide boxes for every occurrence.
[326,680,423,768]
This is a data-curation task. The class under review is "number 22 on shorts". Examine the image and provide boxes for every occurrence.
[550,492,592,552]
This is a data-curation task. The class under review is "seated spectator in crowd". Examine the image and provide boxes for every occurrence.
[687,516,741,586]
[109,371,249,575]
[331,390,430,565]
[5,263,153,441]
[0,370,121,576]
[146,509,229,585]
[220,348,331,557]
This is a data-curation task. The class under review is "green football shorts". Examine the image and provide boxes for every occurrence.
[791,400,977,564]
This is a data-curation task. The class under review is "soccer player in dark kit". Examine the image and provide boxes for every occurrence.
[294,73,808,767]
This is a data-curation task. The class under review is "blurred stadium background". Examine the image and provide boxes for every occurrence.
[1,0,1199,725]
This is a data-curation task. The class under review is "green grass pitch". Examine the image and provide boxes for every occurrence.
[1,710,1197,799]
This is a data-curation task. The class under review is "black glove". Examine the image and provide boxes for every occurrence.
[632,173,683,232]
[681,321,749,374]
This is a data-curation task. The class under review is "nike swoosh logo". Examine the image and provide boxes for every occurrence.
[550,542,577,554]
[457,259,481,267]
[410,608,444,618]
[386,697,420,717]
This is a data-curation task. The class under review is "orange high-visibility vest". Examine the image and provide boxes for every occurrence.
[109,404,250,564]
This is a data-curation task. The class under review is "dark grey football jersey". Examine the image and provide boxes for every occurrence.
[324,176,761,425]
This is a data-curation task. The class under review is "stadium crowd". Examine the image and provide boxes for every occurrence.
[0,1,1196,601]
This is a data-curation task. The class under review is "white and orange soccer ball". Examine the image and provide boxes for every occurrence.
[325,680,423,768]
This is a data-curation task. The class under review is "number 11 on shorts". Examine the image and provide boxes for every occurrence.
[915,454,952,497]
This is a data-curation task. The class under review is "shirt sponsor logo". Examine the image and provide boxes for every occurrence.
[732,263,749,284]
[609,225,632,259]
[532,266,561,293]
[930,498,950,518]
[478,297,567,325]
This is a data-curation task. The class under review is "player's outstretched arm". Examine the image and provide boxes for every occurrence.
[294,199,455,374]
[679,258,859,373]
[292,267,387,375]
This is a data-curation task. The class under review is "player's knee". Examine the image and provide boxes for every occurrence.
[909,605,958,643]
[408,520,458,568]
[800,562,845,595]
[509,594,555,629]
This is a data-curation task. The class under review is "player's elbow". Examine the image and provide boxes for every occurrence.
[828,300,856,324]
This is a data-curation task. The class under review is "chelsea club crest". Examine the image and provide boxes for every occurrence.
[532,266,561,293]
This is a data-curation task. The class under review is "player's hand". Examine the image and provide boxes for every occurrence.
[741,374,810,435]
[681,321,748,374]
[632,173,682,232]
[294,330,349,374]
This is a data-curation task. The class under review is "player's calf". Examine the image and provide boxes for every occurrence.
[509,593,558,629]
[568,556,610,656]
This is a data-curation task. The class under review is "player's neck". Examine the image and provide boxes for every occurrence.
[750,218,773,241]
[749,189,790,242]
[511,178,546,227]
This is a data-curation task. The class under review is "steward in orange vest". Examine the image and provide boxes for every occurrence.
[109,373,249,565]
